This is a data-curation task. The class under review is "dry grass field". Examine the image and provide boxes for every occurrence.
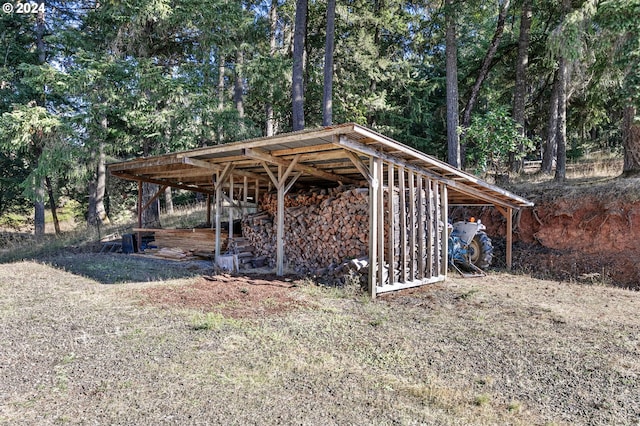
[1,255,638,425]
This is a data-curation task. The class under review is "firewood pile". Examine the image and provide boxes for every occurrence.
[241,186,370,276]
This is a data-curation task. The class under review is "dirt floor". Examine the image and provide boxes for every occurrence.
[1,256,638,425]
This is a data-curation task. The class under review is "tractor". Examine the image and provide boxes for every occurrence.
[448,218,494,277]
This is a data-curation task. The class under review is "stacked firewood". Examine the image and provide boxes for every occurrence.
[241,186,370,274]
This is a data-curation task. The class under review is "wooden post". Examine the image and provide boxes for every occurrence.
[368,157,379,298]
[495,205,515,271]
[137,180,142,252]
[377,159,385,289]
[229,175,234,238]
[215,173,222,259]
[276,165,285,276]
[206,194,212,228]
[398,166,407,283]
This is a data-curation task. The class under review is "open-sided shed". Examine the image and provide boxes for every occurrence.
[108,123,533,297]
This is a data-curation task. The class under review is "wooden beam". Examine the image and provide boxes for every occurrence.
[343,148,373,183]
[214,163,234,191]
[261,162,279,188]
[244,147,359,185]
[182,156,266,182]
[108,156,181,172]
[110,171,215,195]
[336,135,523,210]
[283,171,303,195]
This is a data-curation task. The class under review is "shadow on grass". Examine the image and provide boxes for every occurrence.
[42,253,211,285]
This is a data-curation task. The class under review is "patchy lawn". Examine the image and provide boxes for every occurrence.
[0,259,638,425]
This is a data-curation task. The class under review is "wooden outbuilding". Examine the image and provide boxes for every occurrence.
[108,123,533,297]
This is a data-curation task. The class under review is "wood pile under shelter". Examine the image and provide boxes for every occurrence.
[108,123,533,298]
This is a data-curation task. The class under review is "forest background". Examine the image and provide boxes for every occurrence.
[0,0,639,234]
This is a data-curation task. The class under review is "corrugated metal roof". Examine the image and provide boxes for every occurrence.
[108,123,533,209]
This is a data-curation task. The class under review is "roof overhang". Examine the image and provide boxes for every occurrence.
[108,123,533,210]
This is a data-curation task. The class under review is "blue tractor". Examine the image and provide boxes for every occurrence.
[448,219,494,277]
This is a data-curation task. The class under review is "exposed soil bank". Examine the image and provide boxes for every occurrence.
[454,178,640,289]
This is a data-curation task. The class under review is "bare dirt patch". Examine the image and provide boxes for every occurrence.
[136,273,307,318]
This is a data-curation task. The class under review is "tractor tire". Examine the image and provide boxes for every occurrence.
[468,231,493,269]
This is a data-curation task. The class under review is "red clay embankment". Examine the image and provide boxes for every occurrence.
[458,178,640,289]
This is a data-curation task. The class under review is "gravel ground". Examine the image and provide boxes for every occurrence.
[1,258,638,425]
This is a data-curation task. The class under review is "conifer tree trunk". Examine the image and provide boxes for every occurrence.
[218,54,225,142]
[94,137,110,225]
[554,56,568,182]
[89,116,110,226]
[322,0,336,127]
[45,176,60,235]
[292,0,308,131]
[511,0,531,173]
[234,49,245,133]
[164,187,174,214]
[266,0,278,136]
[542,71,560,174]
[623,106,640,177]
[445,0,460,168]
[33,6,46,236]
[554,0,571,182]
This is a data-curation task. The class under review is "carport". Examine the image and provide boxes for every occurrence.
[108,123,533,297]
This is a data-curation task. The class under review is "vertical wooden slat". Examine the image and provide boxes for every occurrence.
[426,179,434,278]
[377,159,385,289]
[368,156,379,298]
[506,207,513,271]
[408,170,416,281]
[440,183,449,277]
[206,194,212,228]
[387,163,395,286]
[417,175,425,280]
[255,179,260,206]
[243,176,248,216]
[398,166,407,283]
[433,179,441,276]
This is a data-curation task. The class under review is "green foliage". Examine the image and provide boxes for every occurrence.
[464,108,537,175]
[1,0,638,222]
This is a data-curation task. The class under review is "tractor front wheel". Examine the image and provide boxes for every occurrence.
[468,231,493,269]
